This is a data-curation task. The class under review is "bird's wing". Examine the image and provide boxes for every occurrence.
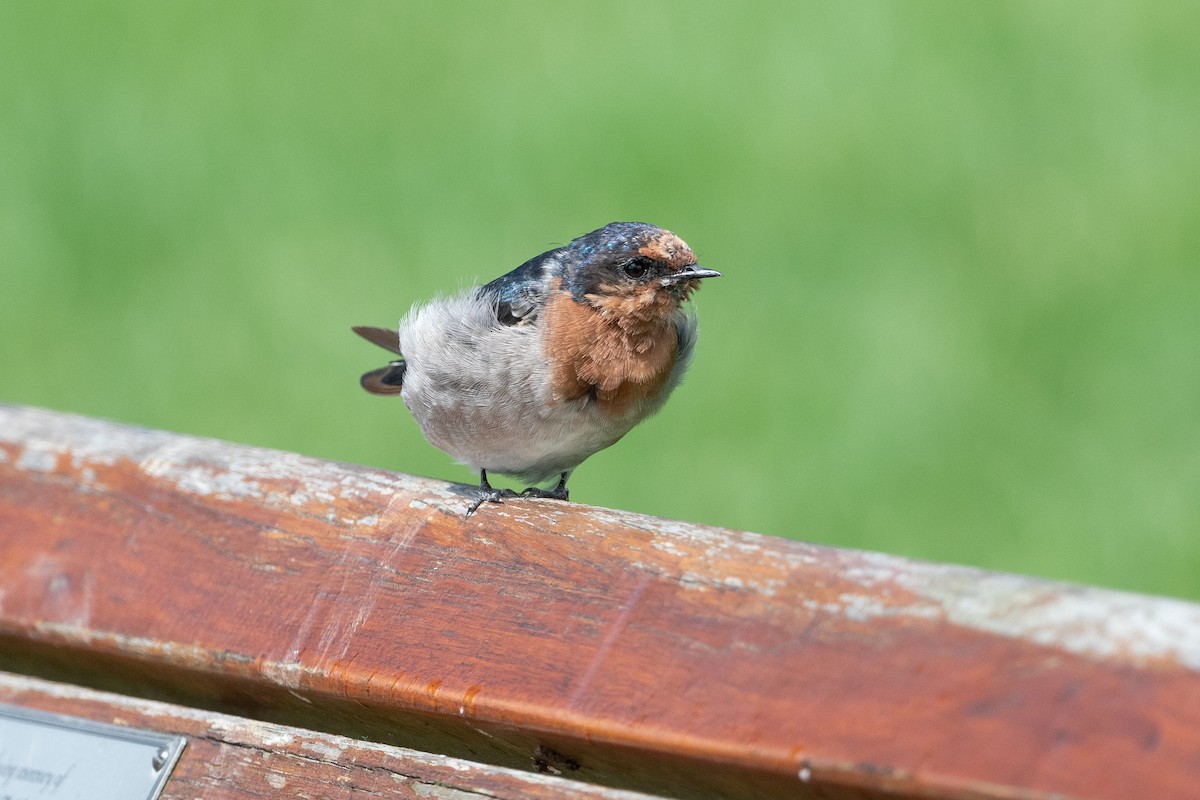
[666,307,700,391]
[352,325,404,355]
[476,251,556,326]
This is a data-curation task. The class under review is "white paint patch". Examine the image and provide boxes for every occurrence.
[0,405,462,525]
[259,660,306,690]
[18,555,94,628]
[594,507,1200,671]
[832,550,1200,670]
[254,727,299,749]
[301,738,346,762]
[173,465,265,499]
[15,444,57,472]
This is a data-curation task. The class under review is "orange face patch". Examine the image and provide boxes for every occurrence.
[637,231,695,273]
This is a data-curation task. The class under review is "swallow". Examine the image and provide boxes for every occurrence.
[354,221,720,514]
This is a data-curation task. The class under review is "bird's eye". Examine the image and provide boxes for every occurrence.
[622,258,652,279]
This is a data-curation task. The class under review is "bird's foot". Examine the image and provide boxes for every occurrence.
[466,486,519,515]
[520,475,570,502]
[466,470,570,514]
[520,485,570,501]
[466,469,521,515]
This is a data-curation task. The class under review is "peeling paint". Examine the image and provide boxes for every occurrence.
[813,550,1200,670]
[411,782,483,799]
[260,660,307,690]
[15,445,57,472]
[594,504,1200,671]
[300,737,347,762]
[0,405,460,529]
[253,727,299,749]
[15,555,95,628]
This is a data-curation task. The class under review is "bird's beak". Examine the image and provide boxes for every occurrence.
[664,267,722,284]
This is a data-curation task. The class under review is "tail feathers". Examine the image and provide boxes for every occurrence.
[360,360,406,395]
[354,325,406,395]
[352,325,404,355]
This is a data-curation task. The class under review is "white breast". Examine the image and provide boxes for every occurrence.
[397,290,653,484]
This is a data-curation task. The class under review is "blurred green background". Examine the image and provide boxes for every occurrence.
[1,3,1197,600]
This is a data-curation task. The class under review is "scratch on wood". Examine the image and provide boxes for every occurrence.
[568,574,651,708]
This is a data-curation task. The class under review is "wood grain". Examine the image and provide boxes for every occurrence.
[2,404,1199,799]
[0,672,658,799]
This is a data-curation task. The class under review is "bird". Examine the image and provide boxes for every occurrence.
[353,221,720,514]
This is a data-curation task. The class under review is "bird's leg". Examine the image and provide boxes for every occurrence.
[466,469,519,515]
[520,472,570,502]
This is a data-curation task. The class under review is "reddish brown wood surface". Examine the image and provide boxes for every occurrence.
[2,404,1200,799]
[0,671,657,799]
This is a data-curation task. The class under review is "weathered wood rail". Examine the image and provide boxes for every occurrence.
[1,404,1198,799]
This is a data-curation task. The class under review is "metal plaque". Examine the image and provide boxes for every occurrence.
[0,704,185,800]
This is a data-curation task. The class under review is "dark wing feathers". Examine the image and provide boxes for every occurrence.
[476,251,554,326]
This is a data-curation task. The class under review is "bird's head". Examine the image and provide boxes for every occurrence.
[559,222,720,317]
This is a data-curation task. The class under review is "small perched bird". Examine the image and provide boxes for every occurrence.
[354,221,720,513]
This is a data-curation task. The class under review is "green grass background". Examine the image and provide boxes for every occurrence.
[2,3,1197,600]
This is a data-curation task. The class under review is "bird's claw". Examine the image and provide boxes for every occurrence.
[520,484,570,502]
[466,470,570,515]
[466,487,519,516]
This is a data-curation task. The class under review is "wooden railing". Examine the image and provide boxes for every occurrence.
[1,404,1198,799]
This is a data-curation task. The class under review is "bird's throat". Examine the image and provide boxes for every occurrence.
[543,289,678,416]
